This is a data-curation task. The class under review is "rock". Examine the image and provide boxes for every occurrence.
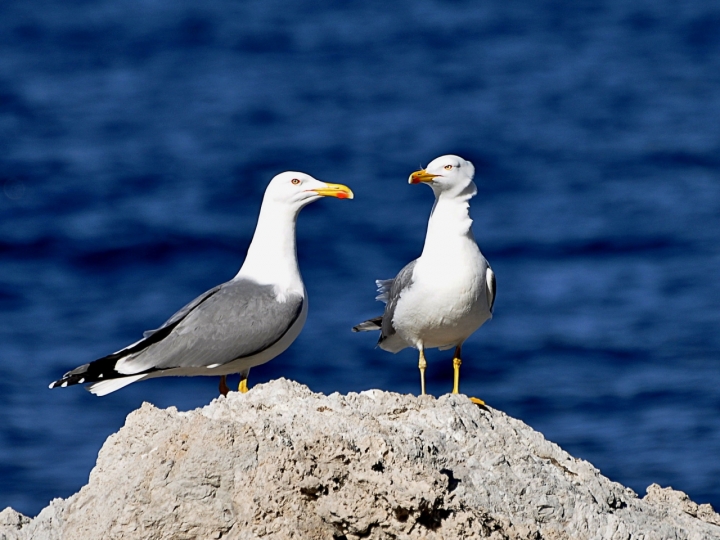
[3,379,719,539]
[0,507,30,540]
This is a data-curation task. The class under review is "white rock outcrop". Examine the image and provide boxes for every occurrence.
[2,379,719,539]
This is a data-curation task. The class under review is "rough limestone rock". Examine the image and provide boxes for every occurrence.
[2,379,719,540]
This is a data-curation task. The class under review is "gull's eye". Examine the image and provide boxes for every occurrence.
[444,164,453,170]
[291,178,301,185]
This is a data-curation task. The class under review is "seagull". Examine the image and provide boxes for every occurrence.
[50,172,353,397]
[353,155,495,403]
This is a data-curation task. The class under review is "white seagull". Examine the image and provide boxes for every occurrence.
[50,172,353,396]
[353,155,495,403]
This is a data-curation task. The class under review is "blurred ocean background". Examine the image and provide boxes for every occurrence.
[1,0,719,517]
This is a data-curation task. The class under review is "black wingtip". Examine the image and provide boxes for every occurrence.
[49,362,94,389]
[49,374,86,389]
[49,356,133,390]
[352,317,383,332]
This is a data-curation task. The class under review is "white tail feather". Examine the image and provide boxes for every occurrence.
[86,374,147,396]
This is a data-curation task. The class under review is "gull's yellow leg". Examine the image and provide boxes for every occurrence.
[219,375,230,397]
[452,345,462,394]
[452,345,487,407]
[418,348,427,395]
[238,369,250,393]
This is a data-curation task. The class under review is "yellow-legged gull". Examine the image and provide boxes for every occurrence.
[353,155,495,403]
[50,172,353,396]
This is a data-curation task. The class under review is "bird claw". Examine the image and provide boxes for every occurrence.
[469,396,489,410]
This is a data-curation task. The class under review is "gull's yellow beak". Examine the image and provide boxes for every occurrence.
[408,169,440,184]
[311,182,354,199]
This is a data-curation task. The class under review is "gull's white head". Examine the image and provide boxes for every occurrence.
[408,155,476,198]
[264,171,354,210]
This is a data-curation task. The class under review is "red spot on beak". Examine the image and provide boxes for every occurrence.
[336,192,348,199]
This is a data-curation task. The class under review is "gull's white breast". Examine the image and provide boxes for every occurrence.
[392,239,491,350]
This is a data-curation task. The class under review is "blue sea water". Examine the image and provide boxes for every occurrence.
[1,0,719,517]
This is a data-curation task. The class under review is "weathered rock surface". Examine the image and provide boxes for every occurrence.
[2,379,719,539]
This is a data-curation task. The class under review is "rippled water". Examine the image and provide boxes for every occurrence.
[1,0,719,516]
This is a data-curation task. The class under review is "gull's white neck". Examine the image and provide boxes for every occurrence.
[235,199,304,295]
[421,184,477,257]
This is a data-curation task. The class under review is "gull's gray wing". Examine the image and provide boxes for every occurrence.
[374,279,395,303]
[113,278,304,375]
[351,261,417,336]
[142,284,223,339]
[378,259,417,343]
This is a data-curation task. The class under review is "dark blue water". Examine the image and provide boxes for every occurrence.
[1,0,719,517]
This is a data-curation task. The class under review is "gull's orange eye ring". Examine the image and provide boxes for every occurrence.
[291,178,301,185]
[444,164,453,170]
